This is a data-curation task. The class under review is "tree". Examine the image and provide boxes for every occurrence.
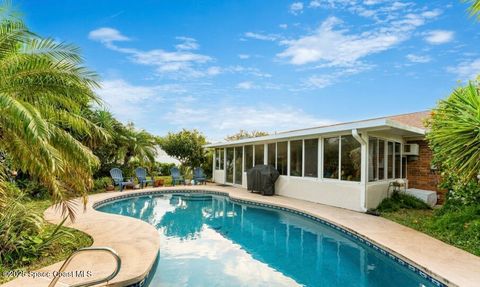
[158,129,207,170]
[0,5,105,219]
[225,129,269,141]
[426,82,480,204]
[86,110,158,177]
[465,0,480,19]
[119,123,157,167]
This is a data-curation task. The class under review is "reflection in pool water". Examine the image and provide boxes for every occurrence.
[97,194,435,287]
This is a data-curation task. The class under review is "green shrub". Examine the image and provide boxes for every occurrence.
[15,178,50,199]
[376,193,430,213]
[92,177,112,192]
[427,82,480,204]
[0,184,72,268]
[155,162,176,176]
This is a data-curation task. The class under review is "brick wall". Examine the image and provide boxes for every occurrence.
[406,140,445,203]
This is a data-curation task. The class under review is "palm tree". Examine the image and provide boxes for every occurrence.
[0,5,104,219]
[120,124,157,167]
[465,0,480,19]
[427,83,480,183]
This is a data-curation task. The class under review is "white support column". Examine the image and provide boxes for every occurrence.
[233,147,236,184]
[352,129,368,212]
[212,149,216,182]
[264,143,268,165]
[287,141,291,176]
[302,140,305,177]
[253,145,255,166]
[319,137,323,179]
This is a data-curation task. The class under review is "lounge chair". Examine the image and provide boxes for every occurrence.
[109,168,134,191]
[135,167,154,188]
[193,167,207,185]
[170,167,184,186]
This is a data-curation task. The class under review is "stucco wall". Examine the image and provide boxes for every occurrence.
[366,180,399,209]
[213,170,225,184]
[275,176,363,211]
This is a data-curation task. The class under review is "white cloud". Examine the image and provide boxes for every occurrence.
[290,2,304,15]
[89,28,216,78]
[88,27,130,43]
[165,104,335,141]
[175,36,199,50]
[277,17,401,66]
[238,54,251,59]
[447,58,480,80]
[309,0,321,8]
[304,64,372,89]
[244,32,278,41]
[277,9,438,67]
[424,30,454,45]
[279,24,288,29]
[236,81,255,89]
[96,79,184,122]
[406,54,432,63]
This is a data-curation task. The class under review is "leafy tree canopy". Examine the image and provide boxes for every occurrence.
[158,129,207,169]
[225,129,269,141]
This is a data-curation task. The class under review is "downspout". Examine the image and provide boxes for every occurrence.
[352,129,368,212]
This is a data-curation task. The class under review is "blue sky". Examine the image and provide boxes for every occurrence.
[19,0,480,141]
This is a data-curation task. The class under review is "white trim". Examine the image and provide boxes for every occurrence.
[302,140,305,177]
[287,141,291,176]
[205,117,425,148]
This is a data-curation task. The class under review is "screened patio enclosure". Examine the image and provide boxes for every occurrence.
[207,112,427,212]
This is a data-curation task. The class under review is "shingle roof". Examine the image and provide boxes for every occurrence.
[387,111,431,129]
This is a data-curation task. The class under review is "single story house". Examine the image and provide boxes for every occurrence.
[205,111,441,212]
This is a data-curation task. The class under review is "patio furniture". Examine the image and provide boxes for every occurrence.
[170,167,185,186]
[109,168,134,192]
[135,167,154,188]
[193,167,207,185]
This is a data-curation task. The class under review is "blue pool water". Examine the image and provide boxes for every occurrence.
[97,193,437,287]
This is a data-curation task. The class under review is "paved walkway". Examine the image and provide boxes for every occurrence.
[2,185,479,287]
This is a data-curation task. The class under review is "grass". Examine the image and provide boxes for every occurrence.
[0,198,93,284]
[377,193,480,256]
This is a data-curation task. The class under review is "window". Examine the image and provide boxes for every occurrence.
[267,143,276,167]
[215,148,223,170]
[277,141,288,175]
[254,144,264,166]
[304,139,318,177]
[323,137,339,179]
[226,148,234,183]
[378,140,385,180]
[290,140,303,176]
[401,156,407,179]
[234,147,243,185]
[368,138,378,181]
[395,142,401,178]
[341,135,361,181]
[244,145,253,171]
[387,142,394,179]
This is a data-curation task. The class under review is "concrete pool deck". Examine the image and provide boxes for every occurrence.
[2,184,479,287]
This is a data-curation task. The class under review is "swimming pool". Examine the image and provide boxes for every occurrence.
[96,192,441,287]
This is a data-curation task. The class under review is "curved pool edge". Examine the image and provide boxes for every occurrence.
[93,188,452,287]
[3,185,478,287]
[0,191,161,287]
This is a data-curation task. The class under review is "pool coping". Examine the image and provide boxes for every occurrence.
[2,185,479,287]
[94,188,450,287]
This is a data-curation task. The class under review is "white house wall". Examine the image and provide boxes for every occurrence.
[214,170,225,184]
[275,176,363,211]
